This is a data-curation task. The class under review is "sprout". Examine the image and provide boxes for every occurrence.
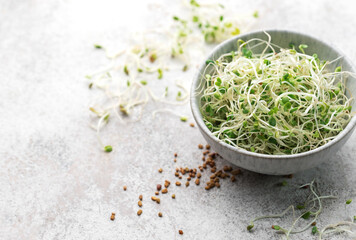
[200,34,353,154]
[346,199,352,205]
[124,65,129,75]
[94,44,103,49]
[180,116,188,122]
[158,68,163,79]
[104,145,113,152]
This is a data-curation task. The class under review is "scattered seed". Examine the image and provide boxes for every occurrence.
[123,186,127,191]
[231,169,241,175]
[185,181,190,187]
[157,184,162,191]
[206,144,211,149]
[139,195,143,201]
[190,123,195,127]
[158,168,163,173]
[164,180,170,188]
[174,159,177,162]
[172,194,176,199]
[155,191,159,195]
[198,144,203,149]
[110,213,115,221]
[223,166,233,172]
[231,176,236,182]
[138,201,143,207]
[158,212,163,217]
[197,173,202,178]
[215,182,220,188]
[179,176,182,179]
[176,181,181,186]
[175,172,179,177]
[311,222,316,226]
[162,188,168,194]
[195,179,200,185]
[179,230,183,235]
[174,153,178,157]
[203,150,210,155]
[187,177,191,181]
[137,210,142,216]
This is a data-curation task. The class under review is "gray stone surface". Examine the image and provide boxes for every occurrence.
[1,0,356,239]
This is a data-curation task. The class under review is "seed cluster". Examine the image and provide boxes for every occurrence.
[110,143,242,235]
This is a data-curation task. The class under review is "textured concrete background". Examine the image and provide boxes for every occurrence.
[1,0,356,239]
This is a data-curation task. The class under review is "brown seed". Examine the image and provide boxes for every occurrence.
[205,186,210,190]
[195,179,200,185]
[123,186,127,191]
[174,159,177,162]
[223,166,233,172]
[176,181,181,186]
[157,184,162,191]
[179,176,182,179]
[198,144,203,149]
[311,222,316,226]
[110,213,115,221]
[215,182,220,188]
[156,198,160,204]
[164,180,170,188]
[158,212,163,217]
[137,209,142,216]
[202,157,205,161]
[174,153,178,157]
[158,168,163,173]
[155,191,159,195]
[189,123,195,127]
[162,188,168,194]
[175,168,179,172]
[175,172,179,177]
[203,163,207,169]
[185,181,190,187]
[139,195,143,201]
[179,230,183,235]
[231,176,236,182]
[206,144,211,150]
[172,194,176,199]
[231,169,241,175]
[185,167,189,172]
[181,168,185,175]
[187,177,191,181]
[211,168,216,173]
[138,201,142,207]
[203,150,210,155]
[197,173,202,178]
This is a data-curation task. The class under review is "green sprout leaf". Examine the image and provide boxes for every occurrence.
[104,145,113,152]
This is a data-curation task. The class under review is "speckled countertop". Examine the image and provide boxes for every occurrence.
[1,0,356,239]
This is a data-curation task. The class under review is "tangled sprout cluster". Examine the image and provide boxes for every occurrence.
[200,36,354,154]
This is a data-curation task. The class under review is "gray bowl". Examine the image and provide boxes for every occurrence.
[190,30,356,175]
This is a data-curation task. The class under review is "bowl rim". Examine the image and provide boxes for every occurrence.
[190,29,356,159]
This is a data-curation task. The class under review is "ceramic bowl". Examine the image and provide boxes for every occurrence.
[190,30,356,175]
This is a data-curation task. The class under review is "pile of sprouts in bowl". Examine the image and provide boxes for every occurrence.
[199,34,354,155]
